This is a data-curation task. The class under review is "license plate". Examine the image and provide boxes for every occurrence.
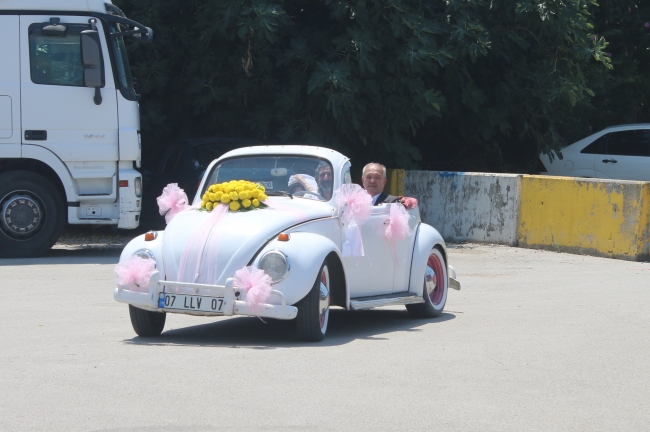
[158,293,225,313]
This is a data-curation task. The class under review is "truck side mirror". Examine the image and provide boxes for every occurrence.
[133,26,154,43]
[80,30,104,105]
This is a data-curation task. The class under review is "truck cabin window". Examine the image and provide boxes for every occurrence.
[29,24,91,87]
[109,23,137,100]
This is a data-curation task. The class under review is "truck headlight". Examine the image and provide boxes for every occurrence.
[134,177,143,197]
[259,250,289,283]
[133,248,156,268]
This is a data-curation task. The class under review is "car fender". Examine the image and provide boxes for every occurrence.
[253,232,345,306]
[408,223,446,295]
[119,231,166,278]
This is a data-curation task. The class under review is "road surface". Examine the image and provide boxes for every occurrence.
[1,245,648,431]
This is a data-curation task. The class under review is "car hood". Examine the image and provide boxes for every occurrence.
[161,198,334,285]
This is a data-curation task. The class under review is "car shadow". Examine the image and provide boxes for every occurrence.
[0,247,122,266]
[122,308,456,349]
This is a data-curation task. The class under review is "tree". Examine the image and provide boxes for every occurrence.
[115,0,611,172]
[563,0,650,145]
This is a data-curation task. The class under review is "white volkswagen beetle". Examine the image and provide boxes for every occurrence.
[114,146,460,341]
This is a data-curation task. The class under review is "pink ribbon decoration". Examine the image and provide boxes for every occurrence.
[335,184,372,225]
[399,197,418,209]
[233,266,273,314]
[115,256,156,292]
[334,184,372,257]
[157,183,190,224]
[385,203,412,265]
[176,203,230,285]
[174,199,309,287]
[385,203,411,242]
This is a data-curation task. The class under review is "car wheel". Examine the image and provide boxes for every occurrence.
[0,171,65,258]
[406,247,448,318]
[129,304,166,337]
[296,261,330,342]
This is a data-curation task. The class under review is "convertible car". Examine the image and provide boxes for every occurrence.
[114,146,460,341]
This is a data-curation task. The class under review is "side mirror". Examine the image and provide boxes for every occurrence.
[133,26,154,43]
[80,30,104,105]
[83,67,102,88]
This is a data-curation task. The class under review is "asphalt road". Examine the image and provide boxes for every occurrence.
[1,245,648,431]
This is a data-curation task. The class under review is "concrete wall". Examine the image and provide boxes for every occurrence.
[393,170,650,261]
[518,176,650,261]
[404,171,522,246]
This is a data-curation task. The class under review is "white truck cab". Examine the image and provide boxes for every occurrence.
[0,0,153,257]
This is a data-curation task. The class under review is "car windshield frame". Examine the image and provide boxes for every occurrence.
[202,155,334,202]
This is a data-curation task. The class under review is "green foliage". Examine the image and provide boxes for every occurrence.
[561,1,650,148]
[115,0,615,172]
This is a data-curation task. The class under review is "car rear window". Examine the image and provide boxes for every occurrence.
[193,145,236,169]
[582,130,650,156]
[606,130,650,156]
[581,135,608,154]
[161,146,183,173]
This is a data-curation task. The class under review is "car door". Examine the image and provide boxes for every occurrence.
[390,205,420,292]
[20,16,119,190]
[593,129,650,181]
[341,205,395,298]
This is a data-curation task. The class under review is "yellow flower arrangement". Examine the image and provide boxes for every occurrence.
[200,180,269,212]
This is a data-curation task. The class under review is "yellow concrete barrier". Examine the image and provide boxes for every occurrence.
[518,175,650,261]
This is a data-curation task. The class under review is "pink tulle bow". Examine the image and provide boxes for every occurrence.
[157,183,190,224]
[400,197,418,210]
[334,184,372,225]
[234,266,272,314]
[115,256,156,292]
[385,203,411,242]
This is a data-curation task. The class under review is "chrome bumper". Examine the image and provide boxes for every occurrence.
[113,271,298,320]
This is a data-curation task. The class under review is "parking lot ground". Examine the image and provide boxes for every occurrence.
[1,244,649,431]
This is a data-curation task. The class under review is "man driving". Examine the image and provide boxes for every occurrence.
[315,162,334,200]
[362,163,417,209]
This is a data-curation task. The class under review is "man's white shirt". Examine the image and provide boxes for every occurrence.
[371,193,381,205]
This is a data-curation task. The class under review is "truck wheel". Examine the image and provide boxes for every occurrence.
[0,171,65,258]
[406,247,448,318]
[295,261,330,342]
[129,305,166,337]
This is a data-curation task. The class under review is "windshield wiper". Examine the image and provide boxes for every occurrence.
[267,191,293,199]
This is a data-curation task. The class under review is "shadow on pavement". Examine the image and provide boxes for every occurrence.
[122,308,456,349]
[0,247,122,266]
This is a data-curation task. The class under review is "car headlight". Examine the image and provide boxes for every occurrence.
[133,248,156,268]
[259,250,289,283]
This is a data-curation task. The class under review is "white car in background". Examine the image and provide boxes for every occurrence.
[540,124,650,180]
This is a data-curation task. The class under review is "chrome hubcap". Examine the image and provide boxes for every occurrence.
[425,266,436,295]
[1,194,42,236]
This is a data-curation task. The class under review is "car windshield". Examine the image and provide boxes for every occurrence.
[203,156,333,201]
